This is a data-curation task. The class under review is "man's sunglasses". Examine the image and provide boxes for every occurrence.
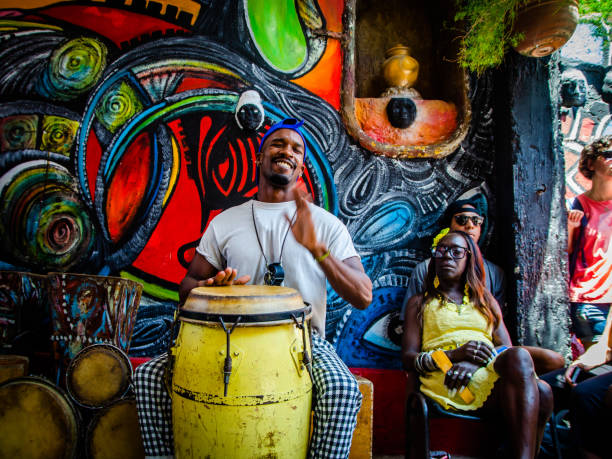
[453,215,484,226]
[432,245,470,260]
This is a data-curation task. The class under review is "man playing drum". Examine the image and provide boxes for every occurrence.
[134,118,373,458]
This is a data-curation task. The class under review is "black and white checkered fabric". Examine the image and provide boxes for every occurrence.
[134,332,362,458]
[309,332,362,458]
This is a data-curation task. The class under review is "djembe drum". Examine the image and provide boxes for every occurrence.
[65,343,132,409]
[170,285,313,458]
[0,376,80,459]
[85,398,145,459]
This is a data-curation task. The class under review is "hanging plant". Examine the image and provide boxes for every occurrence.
[454,0,612,76]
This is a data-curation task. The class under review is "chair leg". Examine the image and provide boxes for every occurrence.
[406,392,430,459]
[551,409,569,459]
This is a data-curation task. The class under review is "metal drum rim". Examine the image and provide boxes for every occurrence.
[178,303,312,325]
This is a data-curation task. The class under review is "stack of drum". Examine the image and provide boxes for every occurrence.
[0,343,144,458]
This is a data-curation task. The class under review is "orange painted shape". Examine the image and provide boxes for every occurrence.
[579,118,595,142]
[37,5,190,47]
[355,97,458,145]
[106,133,151,243]
[293,39,342,109]
[560,112,573,135]
[318,0,343,32]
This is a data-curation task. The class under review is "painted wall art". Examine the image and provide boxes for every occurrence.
[0,0,499,369]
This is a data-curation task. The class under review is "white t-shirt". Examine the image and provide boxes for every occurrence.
[196,199,359,335]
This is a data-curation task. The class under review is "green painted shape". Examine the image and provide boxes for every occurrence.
[247,0,307,72]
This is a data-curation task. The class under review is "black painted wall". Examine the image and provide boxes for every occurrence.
[493,52,571,358]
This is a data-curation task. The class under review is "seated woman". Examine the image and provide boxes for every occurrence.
[402,230,553,458]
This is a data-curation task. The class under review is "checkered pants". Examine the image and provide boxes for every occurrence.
[134,332,362,458]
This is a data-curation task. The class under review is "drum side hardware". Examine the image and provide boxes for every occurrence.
[291,311,313,383]
[219,316,241,396]
[290,338,305,376]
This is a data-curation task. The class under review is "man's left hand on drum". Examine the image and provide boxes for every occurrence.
[198,267,251,286]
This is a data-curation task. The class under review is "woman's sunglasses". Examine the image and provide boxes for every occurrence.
[453,215,484,226]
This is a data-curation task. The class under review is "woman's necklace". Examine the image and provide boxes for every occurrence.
[251,201,297,286]
[438,287,470,314]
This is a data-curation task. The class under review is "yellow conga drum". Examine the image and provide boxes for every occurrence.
[171,285,313,458]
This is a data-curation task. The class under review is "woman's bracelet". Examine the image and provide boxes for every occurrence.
[414,351,438,375]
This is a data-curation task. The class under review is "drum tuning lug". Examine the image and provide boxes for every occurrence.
[233,351,239,357]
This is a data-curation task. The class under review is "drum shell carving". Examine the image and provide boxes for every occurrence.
[171,285,312,458]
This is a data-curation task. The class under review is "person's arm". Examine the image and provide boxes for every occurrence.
[567,209,584,254]
[445,298,509,366]
[401,295,423,371]
[288,192,372,309]
[489,298,513,348]
[565,307,612,384]
[401,261,427,319]
[487,261,506,312]
[178,252,250,304]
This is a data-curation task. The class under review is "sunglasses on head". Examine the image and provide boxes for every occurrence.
[600,151,612,159]
[432,245,470,260]
[279,118,304,127]
[453,215,484,226]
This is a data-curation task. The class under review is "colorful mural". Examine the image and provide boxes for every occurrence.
[560,24,612,200]
[0,0,498,370]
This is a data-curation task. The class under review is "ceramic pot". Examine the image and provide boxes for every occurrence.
[382,44,419,89]
[512,0,579,57]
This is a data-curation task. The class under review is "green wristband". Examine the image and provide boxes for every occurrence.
[315,250,330,263]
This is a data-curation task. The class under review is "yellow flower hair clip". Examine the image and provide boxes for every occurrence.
[431,227,450,248]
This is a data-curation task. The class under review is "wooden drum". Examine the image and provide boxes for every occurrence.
[86,398,145,459]
[0,376,80,458]
[66,343,132,409]
[171,285,313,458]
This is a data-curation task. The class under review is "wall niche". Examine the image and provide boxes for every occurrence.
[341,0,470,159]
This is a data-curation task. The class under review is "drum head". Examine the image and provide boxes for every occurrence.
[182,285,306,317]
[0,377,79,459]
[66,344,132,408]
[87,398,144,459]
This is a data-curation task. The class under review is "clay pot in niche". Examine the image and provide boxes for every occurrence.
[512,0,579,57]
[382,45,419,91]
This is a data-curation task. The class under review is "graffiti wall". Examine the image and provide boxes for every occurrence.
[0,0,499,369]
[560,23,612,199]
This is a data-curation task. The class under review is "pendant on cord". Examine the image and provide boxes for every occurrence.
[264,262,285,286]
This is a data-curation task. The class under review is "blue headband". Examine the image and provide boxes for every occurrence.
[258,118,307,157]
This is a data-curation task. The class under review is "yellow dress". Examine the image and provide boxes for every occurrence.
[419,296,499,411]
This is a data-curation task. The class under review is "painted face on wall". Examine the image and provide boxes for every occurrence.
[560,68,587,107]
[386,97,416,128]
[257,128,306,187]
